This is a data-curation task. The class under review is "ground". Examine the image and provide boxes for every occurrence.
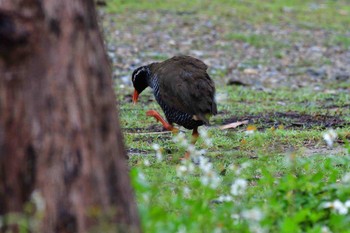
[101,1,350,232]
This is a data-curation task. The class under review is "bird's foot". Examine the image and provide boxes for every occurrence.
[183,151,191,160]
[191,127,199,144]
[171,127,179,134]
[146,110,177,132]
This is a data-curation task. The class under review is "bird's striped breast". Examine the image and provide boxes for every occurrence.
[149,75,204,130]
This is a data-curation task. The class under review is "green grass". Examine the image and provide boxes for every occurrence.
[106,0,350,31]
[326,35,350,49]
[106,0,350,232]
[119,85,350,232]
[128,136,350,232]
[225,33,287,49]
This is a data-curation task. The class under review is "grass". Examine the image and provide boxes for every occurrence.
[106,0,350,31]
[326,35,350,49]
[119,84,350,232]
[106,0,350,232]
[225,33,287,50]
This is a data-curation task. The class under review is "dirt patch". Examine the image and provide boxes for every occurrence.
[222,111,348,130]
[302,146,347,157]
[127,148,150,155]
[123,124,165,133]
[324,103,350,109]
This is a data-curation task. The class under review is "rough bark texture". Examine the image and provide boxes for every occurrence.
[0,1,140,233]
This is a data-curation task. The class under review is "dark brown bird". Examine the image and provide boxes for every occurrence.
[131,55,217,143]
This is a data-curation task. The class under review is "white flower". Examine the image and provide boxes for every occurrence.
[235,162,251,175]
[245,125,257,135]
[152,143,162,161]
[173,132,187,145]
[228,163,236,171]
[176,160,196,177]
[241,208,264,221]
[209,174,221,189]
[187,162,195,173]
[245,130,255,135]
[138,171,147,185]
[143,159,150,166]
[322,202,332,208]
[198,127,209,137]
[31,190,45,212]
[322,199,348,215]
[241,162,250,170]
[180,140,189,148]
[204,138,213,147]
[155,151,162,161]
[342,173,350,183]
[200,170,221,189]
[152,143,160,150]
[177,225,186,233]
[344,200,350,208]
[323,129,337,147]
[332,200,347,214]
[142,193,149,202]
[193,149,206,158]
[187,144,196,154]
[231,178,248,196]
[249,224,266,233]
[217,195,233,202]
[176,165,188,177]
[198,127,213,147]
[174,132,220,188]
[231,213,241,220]
[183,186,191,198]
[321,226,332,233]
[200,175,209,186]
[198,156,213,173]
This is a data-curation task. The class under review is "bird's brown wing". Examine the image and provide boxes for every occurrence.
[153,56,217,123]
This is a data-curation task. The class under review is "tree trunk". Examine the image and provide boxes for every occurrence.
[0,1,140,233]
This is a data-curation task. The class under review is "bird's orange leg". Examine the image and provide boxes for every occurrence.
[191,127,199,144]
[146,110,178,133]
[184,127,199,159]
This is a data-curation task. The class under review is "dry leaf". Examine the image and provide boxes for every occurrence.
[243,68,258,75]
[246,125,257,131]
[220,120,249,130]
[339,10,348,15]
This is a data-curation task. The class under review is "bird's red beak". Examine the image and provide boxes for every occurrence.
[132,90,139,104]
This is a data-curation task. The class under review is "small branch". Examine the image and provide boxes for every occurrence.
[125,131,175,135]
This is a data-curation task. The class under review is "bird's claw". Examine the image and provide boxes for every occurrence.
[171,127,179,134]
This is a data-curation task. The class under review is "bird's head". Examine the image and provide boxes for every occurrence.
[131,66,149,103]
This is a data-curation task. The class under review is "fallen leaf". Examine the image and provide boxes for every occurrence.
[245,125,257,135]
[246,125,257,131]
[220,120,249,130]
[243,68,258,75]
[339,10,348,15]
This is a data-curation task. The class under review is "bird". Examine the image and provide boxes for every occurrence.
[131,55,217,145]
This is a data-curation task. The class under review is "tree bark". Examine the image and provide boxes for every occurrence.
[0,1,140,233]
